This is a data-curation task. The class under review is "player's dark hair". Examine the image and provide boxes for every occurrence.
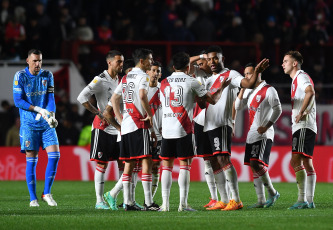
[123,59,135,72]
[245,63,255,69]
[132,48,153,65]
[106,50,123,61]
[200,50,206,55]
[28,49,42,56]
[206,45,223,55]
[285,50,303,65]
[152,61,162,68]
[172,52,190,70]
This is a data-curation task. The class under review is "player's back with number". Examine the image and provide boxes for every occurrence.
[160,72,206,138]
[115,67,150,135]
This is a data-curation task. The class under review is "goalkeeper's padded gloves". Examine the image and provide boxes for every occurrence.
[47,111,58,128]
[34,106,58,128]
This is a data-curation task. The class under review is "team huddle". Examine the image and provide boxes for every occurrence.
[13,47,317,211]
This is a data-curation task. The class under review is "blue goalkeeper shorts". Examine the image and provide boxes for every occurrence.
[20,125,59,153]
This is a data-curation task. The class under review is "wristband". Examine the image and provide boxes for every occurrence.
[33,106,42,113]
[199,54,204,59]
[232,120,235,124]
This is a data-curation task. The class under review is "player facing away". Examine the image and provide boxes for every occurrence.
[13,49,60,207]
[204,45,269,211]
[111,48,159,211]
[77,50,123,209]
[189,51,222,208]
[159,52,230,212]
[282,51,317,209]
[234,63,282,208]
[146,61,163,198]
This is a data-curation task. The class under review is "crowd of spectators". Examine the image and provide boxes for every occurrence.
[0,0,332,60]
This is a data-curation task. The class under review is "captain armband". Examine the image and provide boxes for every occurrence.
[47,86,54,93]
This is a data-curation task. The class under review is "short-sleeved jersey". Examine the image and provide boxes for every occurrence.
[192,66,211,126]
[77,70,119,135]
[114,67,150,135]
[291,70,317,134]
[148,84,162,141]
[204,69,243,132]
[160,72,207,139]
[13,67,53,130]
[238,81,281,143]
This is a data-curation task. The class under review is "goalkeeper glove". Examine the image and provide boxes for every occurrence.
[47,111,58,128]
[34,106,50,121]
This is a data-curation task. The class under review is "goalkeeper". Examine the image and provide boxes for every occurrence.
[13,49,60,207]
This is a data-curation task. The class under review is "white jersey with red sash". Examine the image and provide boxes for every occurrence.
[148,84,162,141]
[78,70,120,135]
[114,67,150,135]
[204,68,243,132]
[192,66,211,126]
[160,72,207,139]
[240,81,281,144]
[291,70,317,134]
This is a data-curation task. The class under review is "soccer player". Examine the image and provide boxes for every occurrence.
[204,45,269,211]
[282,51,317,209]
[77,50,123,209]
[189,51,219,208]
[111,48,159,211]
[159,52,230,212]
[13,49,60,207]
[146,61,163,198]
[234,63,282,208]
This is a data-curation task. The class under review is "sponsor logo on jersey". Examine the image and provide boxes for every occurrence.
[26,90,47,97]
[25,140,31,147]
[98,152,103,158]
[256,95,261,102]
[42,80,47,86]
[14,81,18,85]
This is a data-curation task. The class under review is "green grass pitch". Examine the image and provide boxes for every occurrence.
[1,181,332,230]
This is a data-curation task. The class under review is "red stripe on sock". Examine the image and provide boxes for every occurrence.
[294,165,305,173]
[96,165,106,173]
[307,170,316,176]
[162,166,173,172]
[256,167,267,177]
[122,174,132,182]
[222,163,232,171]
[213,168,224,175]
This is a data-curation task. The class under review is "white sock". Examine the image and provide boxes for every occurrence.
[178,166,190,207]
[223,163,240,202]
[204,160,218,201]
[95,165,106,203]
[142,173,152,206]
[257,167,276,197]
[306,170,316,203]
[214,168,228,203]
[131,172,138,203]
[152,173,159,198]
[295,165,307,202]
[122,174,132,205]
[161,166,172,208]
[110,174,123,198]
[253,173,265,204]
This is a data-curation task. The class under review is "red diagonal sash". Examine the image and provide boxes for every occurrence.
[122,76,149,129]
[149,89,161,117]
[160,79,192,134]
[248,85,271,129]
[209,71,230,95]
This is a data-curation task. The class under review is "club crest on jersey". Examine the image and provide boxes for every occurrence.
[42,80,47,86]
[25,141,31,147]
[256,95,261,102]
[14,80,18,85]
[98,152,103,158]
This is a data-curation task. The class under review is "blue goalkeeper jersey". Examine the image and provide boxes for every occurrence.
[13,67,56,130]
